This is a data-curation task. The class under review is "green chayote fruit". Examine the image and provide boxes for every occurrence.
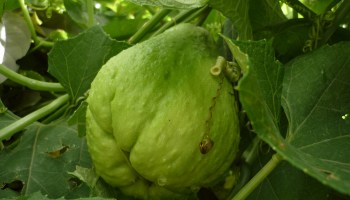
[86,23,240,199]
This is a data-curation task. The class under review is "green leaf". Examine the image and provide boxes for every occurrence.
[226,37,350,195]
[0,191,114,199]
[125,0,208,9]
[0,121,92,198]
[68,166,117,198]
[0,111,17,128]
[223,38,284,127]
[209,0,253,40]
[254,19,312,63]
[48,26,130,102]
[0,98,7,113]
[103,18,147,40]
[249,0,287,31]
[4,0,20,11]
[68,101,87,137]
[64,0,89,28]
[249,156,344,200]
[25,0,49,10]
[0,0,5,19]
[300,0,334,14]
[282,42,350,195]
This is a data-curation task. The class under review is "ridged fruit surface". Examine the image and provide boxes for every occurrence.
[86,23,240,199]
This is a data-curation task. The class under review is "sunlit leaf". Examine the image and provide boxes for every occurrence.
[282,42,350,195]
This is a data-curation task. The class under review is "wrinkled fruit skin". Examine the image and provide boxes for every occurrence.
[86,23,240,199]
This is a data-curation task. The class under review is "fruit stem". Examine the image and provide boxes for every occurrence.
[128,8,171,44]
[231,153,283,200]
[0,94,70,141]
[0,64,65,92]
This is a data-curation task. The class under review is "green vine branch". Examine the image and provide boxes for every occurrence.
[0,64,65,92]
[0,94,70,141]
[152,8,200,37]
[128,8,172,44]
[87,0,95,27]
[18,0,54,48]
[231,153,283,200]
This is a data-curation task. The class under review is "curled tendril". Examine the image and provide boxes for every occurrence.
[303,40,314,52]
[303,11,335,51]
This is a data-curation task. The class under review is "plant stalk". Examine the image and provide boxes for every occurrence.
[86,0,95,27]
[231,153,283,200]
[0,94,70,141]
[0,64,65,92]
[152,8,200,37]
[283,0,316,19]
[18,0,54,48]
[128,8,171,44]
[182,6,210,24]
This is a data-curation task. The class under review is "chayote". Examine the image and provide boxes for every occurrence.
[86,23,240,199]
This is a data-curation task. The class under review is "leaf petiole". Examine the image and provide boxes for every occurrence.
[231,153,283,200]
[0,94,70,141]
[18,0,54,48]
[151,8,200,36]
[0,64,65,92]
[128,8,172,44]
[86,0,95,27]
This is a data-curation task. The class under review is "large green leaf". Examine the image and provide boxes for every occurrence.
[209,0,253,40]
[225,38,350,195]
[48,26,130,102]
[282,42,350,195]
[0,119,92,198]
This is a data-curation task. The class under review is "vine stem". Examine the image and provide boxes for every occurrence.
[18,0,54,48]
[0,94,70,141]
[231,153,283,200]
[0,64,65,92]
[128,8,171,44]
[86,0,95,27]
[183,5,210,24]
[151,8,200,37]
